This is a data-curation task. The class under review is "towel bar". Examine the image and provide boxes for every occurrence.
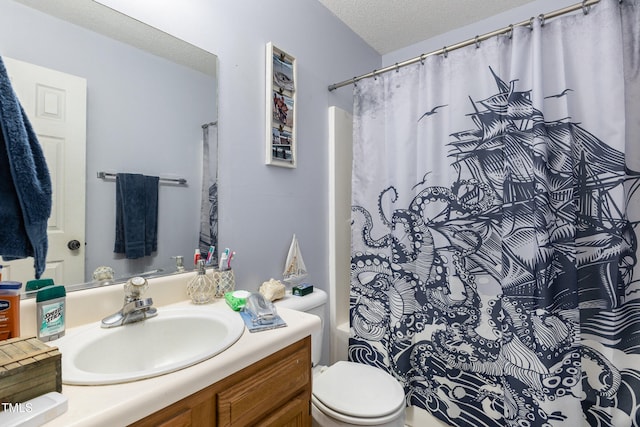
[96,171,187,185]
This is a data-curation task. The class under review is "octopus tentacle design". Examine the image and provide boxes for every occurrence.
[350,68,640,426]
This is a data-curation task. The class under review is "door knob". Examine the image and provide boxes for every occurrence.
[67,240,81,251]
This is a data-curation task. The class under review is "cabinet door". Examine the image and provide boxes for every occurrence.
[255,393,310,427]
[217,338,311,426]
[129,385,216,427]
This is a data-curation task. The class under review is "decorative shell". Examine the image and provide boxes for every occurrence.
[259,278,286,302]
[93,266,115,281]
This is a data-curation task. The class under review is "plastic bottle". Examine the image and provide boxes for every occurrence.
[0,281,22,340]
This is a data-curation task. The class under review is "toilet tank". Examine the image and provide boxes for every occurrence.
[274,289,327,366]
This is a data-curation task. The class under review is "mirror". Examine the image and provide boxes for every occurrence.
[0,0,218,291]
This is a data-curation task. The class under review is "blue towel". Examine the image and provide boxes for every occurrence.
[114,173,159,259]
[0,56,52,278]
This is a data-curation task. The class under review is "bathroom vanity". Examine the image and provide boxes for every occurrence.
[16,273,321,426]
[131,337,311,426]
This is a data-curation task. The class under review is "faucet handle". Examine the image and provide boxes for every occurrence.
[124,276,149,299]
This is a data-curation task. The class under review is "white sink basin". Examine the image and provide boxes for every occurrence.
[54,306,245,385]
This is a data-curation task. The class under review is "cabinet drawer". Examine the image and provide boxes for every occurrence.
[217,342,310,426]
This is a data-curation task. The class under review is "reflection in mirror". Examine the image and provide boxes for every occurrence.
[0,0,218,293]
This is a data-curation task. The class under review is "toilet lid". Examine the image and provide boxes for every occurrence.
[313,361,405,418]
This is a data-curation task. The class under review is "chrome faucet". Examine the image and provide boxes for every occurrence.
[101,277,158,328]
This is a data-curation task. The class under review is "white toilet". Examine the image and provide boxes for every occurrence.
[275,289,406,427]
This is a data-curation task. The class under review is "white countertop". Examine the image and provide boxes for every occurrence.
[41,298,321,427]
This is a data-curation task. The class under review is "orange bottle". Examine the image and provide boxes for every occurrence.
[0,281,22,340]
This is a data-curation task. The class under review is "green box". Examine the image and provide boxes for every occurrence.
[292,283,313,296]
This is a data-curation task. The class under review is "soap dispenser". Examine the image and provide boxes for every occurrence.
[187,260,214,304]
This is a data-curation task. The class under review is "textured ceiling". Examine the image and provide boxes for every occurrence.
[318,0,538,54]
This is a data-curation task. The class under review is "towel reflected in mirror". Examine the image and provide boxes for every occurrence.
[114,173,159,259]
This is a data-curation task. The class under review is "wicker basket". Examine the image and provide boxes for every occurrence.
[0,336,61,407]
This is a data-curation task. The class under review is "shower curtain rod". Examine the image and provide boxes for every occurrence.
[328,0,601,91]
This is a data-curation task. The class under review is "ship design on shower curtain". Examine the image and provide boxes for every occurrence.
[350,69,640,426]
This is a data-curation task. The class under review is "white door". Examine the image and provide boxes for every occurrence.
[3,57,87,286]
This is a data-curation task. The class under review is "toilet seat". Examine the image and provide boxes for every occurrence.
[312,395,405,425]
[312,361,405,423]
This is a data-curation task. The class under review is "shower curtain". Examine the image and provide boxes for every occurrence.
[349,1,640,425]
[199,123,218,258]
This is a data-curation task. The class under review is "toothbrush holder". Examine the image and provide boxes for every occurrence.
[211,269,235,298]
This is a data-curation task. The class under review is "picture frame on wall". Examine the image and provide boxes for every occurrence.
[266,42,297,168]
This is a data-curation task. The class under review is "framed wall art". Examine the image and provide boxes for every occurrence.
[265,42,297,168]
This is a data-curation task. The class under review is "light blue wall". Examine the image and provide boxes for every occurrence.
[211,0,379,291]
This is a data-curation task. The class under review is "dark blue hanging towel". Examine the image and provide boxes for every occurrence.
[0,56,52,278]
[114,173,159,259]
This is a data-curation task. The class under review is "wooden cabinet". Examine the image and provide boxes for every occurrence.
[129,337,311,427]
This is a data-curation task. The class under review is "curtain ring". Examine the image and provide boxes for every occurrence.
[352,77,357,87]
[582,0,591,14]
[395,63,399,73]
[420,54,426,65]
[442,46,448,58]
[372,69,377,80]
[538,14,545,27]
[528,17,535,30]
[475,35,481,49]
[507,24,514,39]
